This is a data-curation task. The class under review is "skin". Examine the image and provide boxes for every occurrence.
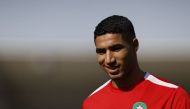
[95,33,145,90]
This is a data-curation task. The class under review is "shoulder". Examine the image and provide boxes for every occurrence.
[144,72,178,89]
[172,86,190,108]
[86,80,111,99]
[89,80,111,97]
[145,73,189,101]
[145,72,189,108]
[143,72,184,96]
[82,80,111,108]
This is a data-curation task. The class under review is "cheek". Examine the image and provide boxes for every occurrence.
[115,51,128,64]
[96,55,104,65]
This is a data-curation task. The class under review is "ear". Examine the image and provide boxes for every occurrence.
[132,38,139,52]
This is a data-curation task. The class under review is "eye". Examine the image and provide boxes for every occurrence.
[96,48,106,54]
[110,44,124,52]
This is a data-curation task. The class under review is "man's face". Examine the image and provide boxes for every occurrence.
[95,33,136,80]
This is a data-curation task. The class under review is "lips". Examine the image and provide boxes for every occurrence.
[104,65,120,75]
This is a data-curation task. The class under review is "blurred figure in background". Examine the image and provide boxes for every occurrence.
[83,15,189,109]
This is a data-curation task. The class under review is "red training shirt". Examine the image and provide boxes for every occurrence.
[83,72,190,109]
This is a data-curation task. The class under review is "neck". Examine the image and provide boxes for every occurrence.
[111,67,145,91]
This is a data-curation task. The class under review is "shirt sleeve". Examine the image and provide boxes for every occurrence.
[82,98,91,109]
[172,87,190,109]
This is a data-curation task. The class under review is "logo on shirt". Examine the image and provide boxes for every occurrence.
[132,102,147,109]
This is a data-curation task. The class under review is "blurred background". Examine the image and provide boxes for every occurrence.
[0,0,190,109]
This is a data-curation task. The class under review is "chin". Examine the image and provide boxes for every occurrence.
[108,73,124,80]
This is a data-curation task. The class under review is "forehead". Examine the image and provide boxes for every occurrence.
[95,33,128,48]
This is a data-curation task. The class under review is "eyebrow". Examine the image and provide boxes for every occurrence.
[109,44,124,49]
[96,48,106,53]
[96,43,125,51]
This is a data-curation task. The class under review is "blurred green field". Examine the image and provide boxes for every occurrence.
[0,59,189,109]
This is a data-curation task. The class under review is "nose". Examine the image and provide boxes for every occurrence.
[105,50,116,65]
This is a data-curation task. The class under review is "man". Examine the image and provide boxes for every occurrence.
[83,15,189,109]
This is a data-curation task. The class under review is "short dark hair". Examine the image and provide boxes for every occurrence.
[94,15,136,42]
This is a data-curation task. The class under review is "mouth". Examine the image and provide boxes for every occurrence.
[104,65,120,75]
